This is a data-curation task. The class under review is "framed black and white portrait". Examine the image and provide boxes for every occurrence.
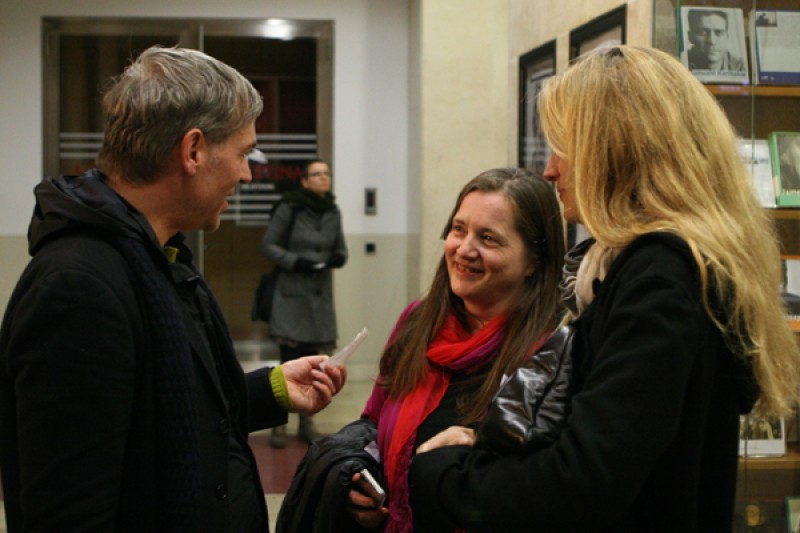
[680,6,749,84]
[518,41,555,175]
[566,6,626,248]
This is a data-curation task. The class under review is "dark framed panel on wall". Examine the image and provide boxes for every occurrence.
[566,5,627,248]
[518,41,556,174]
[570,5,626,60]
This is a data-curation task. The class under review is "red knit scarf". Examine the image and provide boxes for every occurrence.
[380,311,506,532]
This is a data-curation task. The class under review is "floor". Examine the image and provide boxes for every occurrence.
[256,371,375,531]
[255,432,321,532]
[0,343,375,533]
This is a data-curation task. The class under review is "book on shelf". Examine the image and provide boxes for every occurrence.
[748,9,800,85]
[733,499,785,533]
[739,416,785,457]
[788,497,800,533]
[736,138,776,208]
[783,291,800,331]
[769,132,800,207]
[679,6,749,85]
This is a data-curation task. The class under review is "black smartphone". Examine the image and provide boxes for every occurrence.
[356,468,386,507]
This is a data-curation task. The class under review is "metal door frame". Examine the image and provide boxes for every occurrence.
[42,16,333,271]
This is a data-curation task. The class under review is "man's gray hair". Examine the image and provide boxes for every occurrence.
[96,46,263,184]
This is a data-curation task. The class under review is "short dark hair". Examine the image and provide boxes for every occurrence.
[303,159,329,178]
[687,9,729,32]
[96,46,263,184]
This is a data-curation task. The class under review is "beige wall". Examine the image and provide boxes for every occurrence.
[506,0,653,163]
[412,0,656,288]
[334,234,416,379]
[0,237,29,311]
[414,0,512,284]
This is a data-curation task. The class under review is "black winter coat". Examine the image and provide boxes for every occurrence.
[409,233,758,532]
[277,418,384,533]
[0,170,287,532]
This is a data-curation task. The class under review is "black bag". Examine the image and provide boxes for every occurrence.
[252,202,301,323]
[251,271,278,322]
[475,324,575,455]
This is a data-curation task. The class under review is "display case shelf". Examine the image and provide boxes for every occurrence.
[740,443,800,470]
[770,210,800,258]
[709,85,800,98]
[653,0,800,528]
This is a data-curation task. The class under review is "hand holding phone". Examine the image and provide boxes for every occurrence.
[355,468,386,507]
[321,328,368,369]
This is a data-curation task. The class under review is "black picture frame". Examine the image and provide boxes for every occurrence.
[569,5,627,60]
[518,41,556,174]
[565,6,626,249]
[678,6,749,85]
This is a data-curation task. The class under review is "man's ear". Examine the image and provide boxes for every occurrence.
[180,128,207,176]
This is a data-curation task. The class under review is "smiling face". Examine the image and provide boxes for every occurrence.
[193,123,256,232]
[445,191,534,322]
[543,152,580,224]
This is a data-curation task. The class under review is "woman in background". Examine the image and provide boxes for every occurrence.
[409,45,800,532]
[261,159,347,448]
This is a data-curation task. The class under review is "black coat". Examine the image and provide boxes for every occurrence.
[277,418,384,533]
[261,196,347,345]
[409,233,758,532]
[0,171,287,532]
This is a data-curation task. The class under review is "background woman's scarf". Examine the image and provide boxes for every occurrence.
[282,186,336,213]
[364,303,506,532]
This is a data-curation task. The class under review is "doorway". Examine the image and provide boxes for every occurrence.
[42,17,333,356]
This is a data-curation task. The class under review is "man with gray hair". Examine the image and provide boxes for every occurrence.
[0,46,345,532]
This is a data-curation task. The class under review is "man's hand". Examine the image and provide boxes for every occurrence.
[281,355,346,415]
[416,425,476,454]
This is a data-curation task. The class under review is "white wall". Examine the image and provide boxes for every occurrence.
[414,0,511,280]
[0,0,411,237]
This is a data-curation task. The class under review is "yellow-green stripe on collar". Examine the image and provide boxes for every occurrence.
[164,246,179,264]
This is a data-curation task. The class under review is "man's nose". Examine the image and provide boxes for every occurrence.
[242,163,253,184]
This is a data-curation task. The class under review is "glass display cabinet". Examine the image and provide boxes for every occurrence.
[653,1,800,530]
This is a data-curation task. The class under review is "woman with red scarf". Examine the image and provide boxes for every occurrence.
[348,168,566,532]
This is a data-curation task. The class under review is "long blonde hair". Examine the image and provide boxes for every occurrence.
[539,45,800,417]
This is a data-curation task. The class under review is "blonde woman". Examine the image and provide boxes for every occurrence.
[409,45,800,532]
